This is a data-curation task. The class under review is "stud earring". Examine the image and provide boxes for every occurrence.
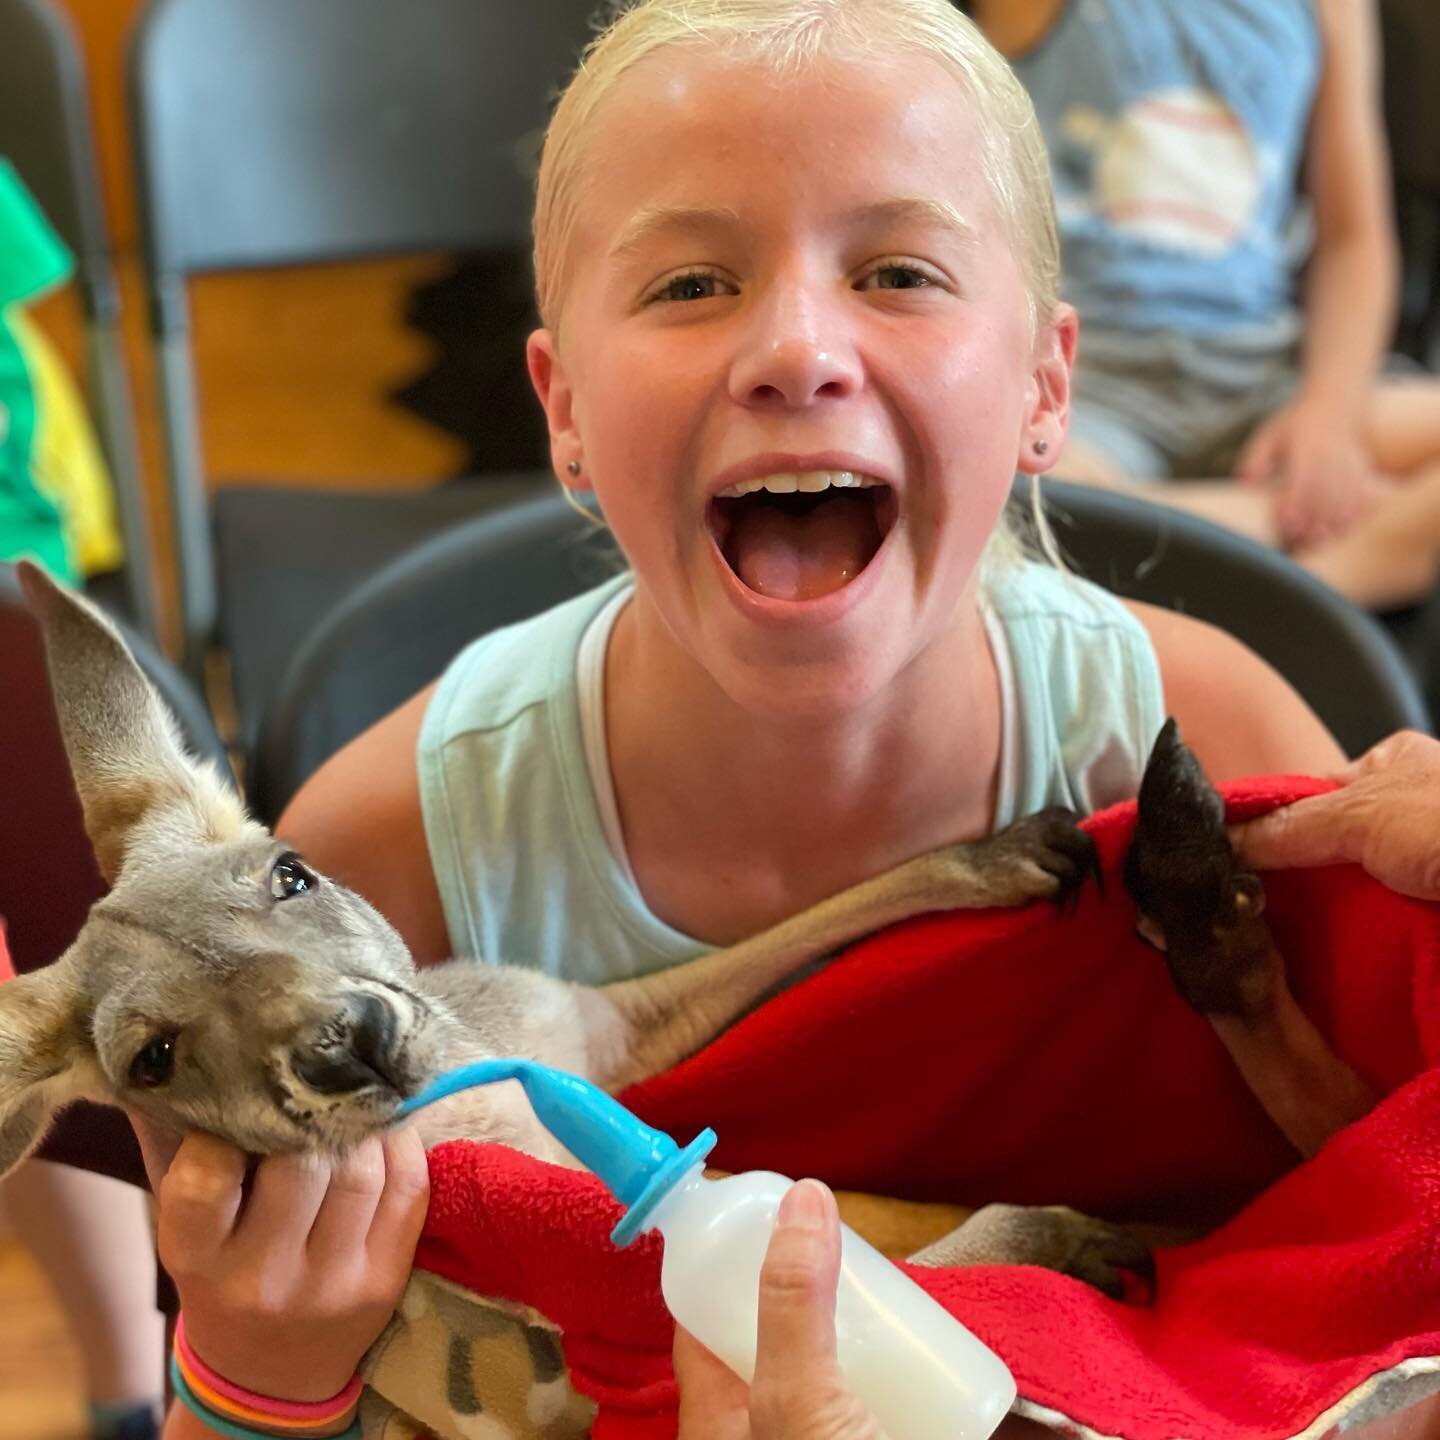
[1033,439,1050,456]
[567,459,582,477]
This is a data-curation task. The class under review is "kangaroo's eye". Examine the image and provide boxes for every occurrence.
[270,853,318,900]
[131,1034,177,1088]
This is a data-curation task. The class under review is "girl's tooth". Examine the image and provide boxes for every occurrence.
[715,470,881,500]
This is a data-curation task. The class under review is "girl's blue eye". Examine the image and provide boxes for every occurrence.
[654,271,721,303]
[865,265,932,291]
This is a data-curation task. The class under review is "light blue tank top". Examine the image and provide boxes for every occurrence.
[417,564,1164,984]
[1013,0,1320,333]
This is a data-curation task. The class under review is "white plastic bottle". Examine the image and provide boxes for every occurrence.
[649,1166,1016,1440]
[400,1059,1018,1440]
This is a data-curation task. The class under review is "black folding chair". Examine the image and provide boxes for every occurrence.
[0,0,157,637]
[127,0,599,739]
[250,480,1428,827]
[1035,479,1430,751]
[1381,0,1440,366]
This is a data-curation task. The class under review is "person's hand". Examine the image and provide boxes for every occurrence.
[1234,400,1382,548]
[1230,730,1440,900]
[673,1179,882,1440]
[132,1116,429,1403]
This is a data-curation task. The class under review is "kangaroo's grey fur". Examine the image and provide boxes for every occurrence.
[0,563,1134,1280]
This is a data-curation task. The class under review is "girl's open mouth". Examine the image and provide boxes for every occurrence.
[707,472,899,602]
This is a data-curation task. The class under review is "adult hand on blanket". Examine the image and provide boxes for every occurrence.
[1232,730,1440,900]
[131,1115,429,1405]
[673,1179,883,1440]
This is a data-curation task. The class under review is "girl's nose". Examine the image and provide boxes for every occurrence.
[729,289,862,409]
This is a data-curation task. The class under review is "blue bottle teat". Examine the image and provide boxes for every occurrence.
[397,1059,716,1246]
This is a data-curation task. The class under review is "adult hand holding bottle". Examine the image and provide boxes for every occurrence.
[674,1178,883,1439]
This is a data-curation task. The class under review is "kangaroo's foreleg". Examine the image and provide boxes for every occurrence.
[585,808,1097,1092]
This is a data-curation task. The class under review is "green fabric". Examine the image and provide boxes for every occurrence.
[0,305,71,579]
[0,162,76,579]
[0,159,72,305]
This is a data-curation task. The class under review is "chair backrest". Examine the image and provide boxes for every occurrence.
[248,490,616,823]
[250,482,1428,826]
[0,560,227,1185]
[127,0,598,656]
[1036,479,1430,752]
[0,0,157,637]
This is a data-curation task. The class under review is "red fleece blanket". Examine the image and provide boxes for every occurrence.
[414,780,1440,1440]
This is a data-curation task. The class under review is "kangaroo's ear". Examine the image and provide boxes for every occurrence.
[16,561,245,884]
[0,962,93,1177]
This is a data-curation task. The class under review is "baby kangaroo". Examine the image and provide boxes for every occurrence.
[0,562,1145,1289]
[1125,718,1375,1159]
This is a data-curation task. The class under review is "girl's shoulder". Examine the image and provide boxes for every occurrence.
[1129,601,1343,780]
[986,562,1342,805]
[987,557,1148,641]
[276,575,634,967]
[425,573,632,748]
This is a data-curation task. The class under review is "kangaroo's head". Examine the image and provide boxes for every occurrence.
[0,563,455,1174]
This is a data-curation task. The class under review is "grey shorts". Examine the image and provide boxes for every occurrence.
[1068,320,1303,481]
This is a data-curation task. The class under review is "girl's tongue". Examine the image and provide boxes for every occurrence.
[721,490,884,602]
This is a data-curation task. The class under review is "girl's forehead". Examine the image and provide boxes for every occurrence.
[578,47,992,233]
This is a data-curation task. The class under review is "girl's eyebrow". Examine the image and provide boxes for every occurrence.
[609,205,745,261]
[853,197,980,247]
[607,196,979,263]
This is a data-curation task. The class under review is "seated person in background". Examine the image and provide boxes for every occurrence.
[964,0,1440,612]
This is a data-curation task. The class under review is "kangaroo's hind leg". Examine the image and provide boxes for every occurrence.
[1124,718,1375,1157]
[908,1203,1157,1301]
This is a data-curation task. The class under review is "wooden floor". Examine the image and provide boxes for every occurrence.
[0,1221,89,1440]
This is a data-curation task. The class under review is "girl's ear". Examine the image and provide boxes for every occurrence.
[526,328,591,493]
[1016,302,1078,476]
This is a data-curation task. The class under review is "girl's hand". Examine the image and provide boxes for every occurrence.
[674,1180,882,1440]
[1234,400,1382,548]
[133,1116,430,1402]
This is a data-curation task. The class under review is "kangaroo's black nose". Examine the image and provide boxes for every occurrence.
[293,993,400,1094]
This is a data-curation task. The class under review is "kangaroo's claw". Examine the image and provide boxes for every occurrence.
[980,807,1100,911]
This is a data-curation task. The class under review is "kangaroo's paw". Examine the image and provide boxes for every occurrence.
[963,807,1100,911]
[910,1203,1154,1301]
[1125,718,1278,1021]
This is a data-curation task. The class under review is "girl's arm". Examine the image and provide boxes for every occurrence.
[1236,0,1399,545]
[275,682,453,966]
[1130,602,1345,779]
